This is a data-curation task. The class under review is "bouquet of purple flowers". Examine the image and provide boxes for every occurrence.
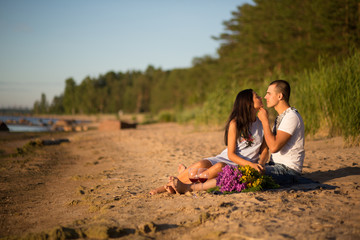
[211,165,279,194]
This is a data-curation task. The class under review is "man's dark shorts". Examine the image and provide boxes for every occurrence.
[265,161,300,186]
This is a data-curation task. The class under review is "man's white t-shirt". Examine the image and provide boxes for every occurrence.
[271,108,305,173]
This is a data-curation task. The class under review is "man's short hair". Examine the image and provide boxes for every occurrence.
[270,80,291,103]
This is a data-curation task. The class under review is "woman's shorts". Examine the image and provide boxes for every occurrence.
[205,157,238,167]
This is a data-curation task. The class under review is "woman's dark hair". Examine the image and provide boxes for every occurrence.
[224,89,254,146]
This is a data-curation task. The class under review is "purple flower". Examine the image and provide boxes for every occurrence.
[216,165,245,193]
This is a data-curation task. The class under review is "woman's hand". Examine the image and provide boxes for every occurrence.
[250,162,265,174]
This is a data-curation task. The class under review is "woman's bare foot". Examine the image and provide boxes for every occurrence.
[149,186,167,195]
[178,164,187,174]
[165,184,176,194]
[169,176,192,194]
[149,183,177,195]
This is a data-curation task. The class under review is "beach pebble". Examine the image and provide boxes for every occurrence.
[137,221,157,235]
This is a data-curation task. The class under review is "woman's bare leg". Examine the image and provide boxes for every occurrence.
[169,177,217,194]
[178,164,186,174]
[176,160,214,184]
[150,160,226,195]
[199,162,227,180]
[169,162,228,194]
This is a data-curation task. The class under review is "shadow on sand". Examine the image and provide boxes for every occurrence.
[281,166,360,191]
[302,166,360,183]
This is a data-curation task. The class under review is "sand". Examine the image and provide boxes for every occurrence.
[0,122,359,240]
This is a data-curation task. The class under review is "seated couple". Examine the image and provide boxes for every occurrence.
[150,80,305,195]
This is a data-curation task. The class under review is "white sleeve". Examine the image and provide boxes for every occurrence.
[277,112,299,136]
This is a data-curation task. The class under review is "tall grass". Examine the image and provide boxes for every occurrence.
[195,80,259,126]
[292,51,360,145]
[175,51,360,145]
[194,76,283,127]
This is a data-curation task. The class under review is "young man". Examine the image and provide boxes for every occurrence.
[258,80,305,185]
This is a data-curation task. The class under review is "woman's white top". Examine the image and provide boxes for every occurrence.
[206,118,264,166]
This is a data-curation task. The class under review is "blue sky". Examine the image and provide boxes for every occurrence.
[0,0,252,108]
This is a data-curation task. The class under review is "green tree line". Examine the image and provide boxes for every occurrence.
[34,0,360,142]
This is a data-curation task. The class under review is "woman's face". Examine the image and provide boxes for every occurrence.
[253,92,263,110]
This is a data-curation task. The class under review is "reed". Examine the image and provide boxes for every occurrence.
[292,51,360,145]
[176,52,360,145]
[195,81,239,126]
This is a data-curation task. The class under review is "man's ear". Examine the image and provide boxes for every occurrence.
[278,93,283,101]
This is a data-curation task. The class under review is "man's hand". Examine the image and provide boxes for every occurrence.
[257,107,269,123]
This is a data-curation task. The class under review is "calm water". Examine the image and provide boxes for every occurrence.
[0,115,86,132]
[6,125,52,132]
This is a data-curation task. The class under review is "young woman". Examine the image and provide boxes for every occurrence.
[150,89,268,195]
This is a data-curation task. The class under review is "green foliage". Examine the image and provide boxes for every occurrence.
[216,0,360,78]
[157,110,176,123]
[33,0,359,144]
[33,93,49,114]
[292,51,360,144]
[174,107,200,124]
[49,94,64,114]
[63,78,77,114]
[195,82,238,126]
[16,139,43,155]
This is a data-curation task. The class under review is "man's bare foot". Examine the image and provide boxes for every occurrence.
[169,176,192,194]
[178,164,187,174]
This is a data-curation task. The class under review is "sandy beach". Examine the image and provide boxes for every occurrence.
[1,122,360,239]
